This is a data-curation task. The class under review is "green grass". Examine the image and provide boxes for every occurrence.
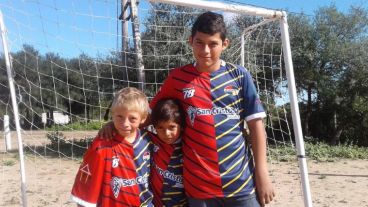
[268,142,368,162]
[306,142,368,161]
[2,160,16,166]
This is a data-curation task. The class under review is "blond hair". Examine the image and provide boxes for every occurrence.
[111,87,149,119]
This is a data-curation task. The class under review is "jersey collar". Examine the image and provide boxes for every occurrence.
[193,60,226,68]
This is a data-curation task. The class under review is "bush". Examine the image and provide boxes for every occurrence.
[268,141,368,162]
[41,131,93,157]
[46,121,106,131]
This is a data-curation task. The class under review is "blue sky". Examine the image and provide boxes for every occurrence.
[0,0,367,58]
[230,0,368,16]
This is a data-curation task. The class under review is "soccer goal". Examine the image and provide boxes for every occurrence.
[0,0,312,206]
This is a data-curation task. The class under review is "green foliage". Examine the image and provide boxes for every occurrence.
[306,142,368,161]
[289,6,368,146]
[46,121,106,131]
[268,142,368,162]
[2,159,16,166]
[1,4,368,147]
[46,131,66,145]
[268,145,298,162]
[141,3,197,98]
[41,131,92,158]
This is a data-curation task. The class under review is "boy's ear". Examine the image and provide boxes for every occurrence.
[188,36,193,46]
[140,117,147,124]
[222,38,230,50]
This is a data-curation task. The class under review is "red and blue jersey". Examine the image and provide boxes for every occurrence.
[71,130,153,207]
[150,61,266,199]
[149,133,187,207]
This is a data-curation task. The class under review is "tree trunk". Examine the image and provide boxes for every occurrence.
[103,101,112,121]
[86,103,90,123]
[304,84,313,136]
[330,125,343,145]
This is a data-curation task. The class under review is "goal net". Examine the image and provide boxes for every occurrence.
[0,0,311,206]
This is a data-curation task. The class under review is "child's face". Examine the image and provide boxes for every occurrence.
[112,107,145,140]
[155,120,181,144]
[189,31,229,73]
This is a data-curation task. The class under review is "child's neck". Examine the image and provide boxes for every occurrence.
[121,131,137,144]
[195,59,223,73]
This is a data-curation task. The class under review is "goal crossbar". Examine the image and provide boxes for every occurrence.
[149,0,284,19]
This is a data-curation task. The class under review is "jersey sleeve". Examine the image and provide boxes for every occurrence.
[71,140,106,207]
[242,67,266,121]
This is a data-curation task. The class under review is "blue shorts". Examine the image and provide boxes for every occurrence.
[188,193,261,207]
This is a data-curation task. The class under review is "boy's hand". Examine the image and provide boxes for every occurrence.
[255,169,275,206]
[97,121,115,139]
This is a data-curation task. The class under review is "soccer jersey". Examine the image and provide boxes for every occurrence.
[71,130,153,207]
[150,61,266,199]
[149,133,187,207]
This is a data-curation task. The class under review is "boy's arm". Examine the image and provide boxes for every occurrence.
[247,118,275,206]
[98,121,115,139]
[71,140,105,206]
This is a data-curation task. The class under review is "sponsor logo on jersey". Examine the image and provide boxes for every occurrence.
[254,96,264,110]
[186,106,239,126]
[224,85,240,96]
[143,151,150,161]
[154,163,183,187]
[182,87,195,99]
[112,156,119,168]
[111,174,149,198]
[174,182,184,188]
[153,144,159,153]
[255,97,262,104]
[187,106,197,126]
[111,177,122,198]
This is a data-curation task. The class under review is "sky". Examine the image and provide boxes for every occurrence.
[0,0,367,58]
[226,0,368,16]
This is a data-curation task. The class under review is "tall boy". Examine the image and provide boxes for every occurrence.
[150,12,275,206]
[71,87,153,207]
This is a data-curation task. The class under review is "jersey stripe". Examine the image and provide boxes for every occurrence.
[214,110,243,127]
[211,66,237,81]
[218,132,242,152]
[216,121,242,140]
[219,141,245,165]
[211,75,243,92]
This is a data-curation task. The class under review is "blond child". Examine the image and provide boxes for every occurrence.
[71,87,153,207]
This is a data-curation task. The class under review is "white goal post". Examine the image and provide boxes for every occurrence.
[0,0,312,206]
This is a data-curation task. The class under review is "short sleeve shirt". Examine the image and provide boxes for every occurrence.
[150,62,266,199]
[71,130,153,207]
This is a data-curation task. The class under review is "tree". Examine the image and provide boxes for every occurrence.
[289,6,368,145]
[141,3,198,97]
